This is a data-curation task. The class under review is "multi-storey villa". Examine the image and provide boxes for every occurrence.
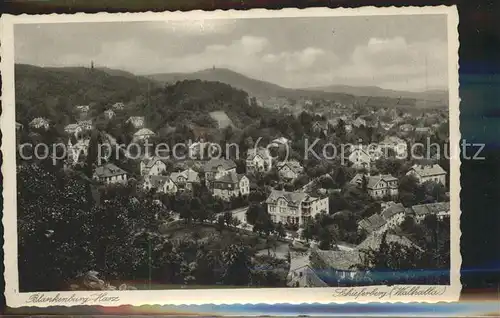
[265,190,329,225]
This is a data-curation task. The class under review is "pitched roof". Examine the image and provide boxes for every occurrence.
[134,128,155,136]
[265,190,313,206]
[409,164,446,177]
[277,160,303,174]
[146,175,172,188]
[170,168,200,184]
[289,253,310,272]
[410,202,450,216]
[246,147,271,160]
[142,156,164,168]
[356,233,421,252]
[313,249,362,271]
[351,174,397,189]
[213,171,245,184]
[358,214,386,233]
[381,203,405,220]
[202,158,236,172]
[94,163,127,178]
[65,123,80,130]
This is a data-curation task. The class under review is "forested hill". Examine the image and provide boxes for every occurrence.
[14,64,275,131]
[138,79,276,130]
[15,64,158,125]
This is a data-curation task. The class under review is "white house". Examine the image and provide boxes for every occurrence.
[246,147,273,173]
[203,159,237,188]
[93,163,128,185]
[265,190,329,226]
[29,117,50,130]
[16,122,24,131]
[112,102,125,110]
[140,156,167,176]
[126,116,145,129]
[380,136,407,158]
[143,175,178,194]
[104,109,115,119]
[406,164,447,185]
[133,128,155,141]
[348,145,382,170]
[409,201,450,222]
[277,160,304,181]
[64,123,83,136]
[350,173,399,199]
[67,138,90,164]
[78,120,93,131]
[169,168,201,192]
[212,172,249,201]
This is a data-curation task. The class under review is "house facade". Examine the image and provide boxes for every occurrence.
[169,168,201,192]
[104,109,115,119]
[350,173,399,199]
[203,159,237,188]
[126,116,145,129]
[380,136,407,158]
[246,147,273,173]
[78,120,93,131]
[64,123,83,136]
[29,117,50,130]
[406,164,446,184]
[266,190,329,226]
[112,102,125,110]
[93,163,128,184]
[212,172,249,201]
[348,145,382,170]
[140,156,167,176]
[277,160,304,181]
[143,175,178,194]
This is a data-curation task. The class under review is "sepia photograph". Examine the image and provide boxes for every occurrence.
[1,6,460,306]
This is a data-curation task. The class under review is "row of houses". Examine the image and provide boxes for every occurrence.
[358,201,451,234]
[348,163,446,201]
[288,231,422,287]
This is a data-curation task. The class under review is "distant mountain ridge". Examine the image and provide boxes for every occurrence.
[147,68,448,107]
[307,84,448,103]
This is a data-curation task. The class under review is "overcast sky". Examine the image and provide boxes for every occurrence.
[15,14,448,91]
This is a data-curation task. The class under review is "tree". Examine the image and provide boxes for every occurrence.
[361,175,368,193]
[246,203,264,225]
[275,222,286,238]
[220,244,251,286]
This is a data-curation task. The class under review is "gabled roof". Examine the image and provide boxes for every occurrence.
[134,128,155,136]
[358,214,386,233]
[142,156,165,169]
[356,233,421,252]
[313,249,362,271]
[94,163,127,178]
[381,203,405,220]
[265,190,313,206]
[202,158,237,172]
[213,171,245,184]
[246,147,271,161]
[146,175,172,188]
[409,164,446,177]
[277,160,303,174]
[351,174,397,189]
[410,201,450,216]
[170,168,200,184]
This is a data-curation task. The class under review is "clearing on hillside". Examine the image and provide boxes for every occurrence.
[209,111,234,129]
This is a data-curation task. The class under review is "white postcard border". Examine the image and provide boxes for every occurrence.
[1,5,461,307]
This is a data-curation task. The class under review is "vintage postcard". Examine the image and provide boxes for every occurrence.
[1,6,460,307]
